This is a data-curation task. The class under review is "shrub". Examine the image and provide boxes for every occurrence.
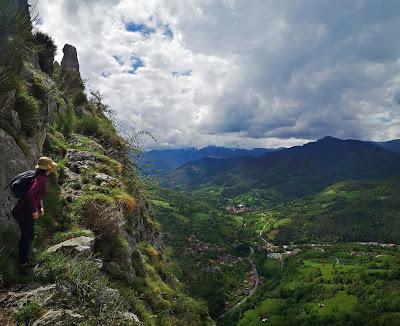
[32,74,49,100]
[0,0,31,92]
[14,85,40,137]
[15,302,41,325]
[113,191,137,216]
[53,109,77,137]
[37,253,130,325]
[80,115,100,136]
[81,196,124,236]
[44,130,68,159]
[73,91,88,106]
[32,31,57,75]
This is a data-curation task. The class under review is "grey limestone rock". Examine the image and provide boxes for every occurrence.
[32,309,84,326]
[46,236,95,256]
[61,44,80,72]
[3,284,56,309]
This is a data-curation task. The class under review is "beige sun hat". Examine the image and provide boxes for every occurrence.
[35,156,58,172]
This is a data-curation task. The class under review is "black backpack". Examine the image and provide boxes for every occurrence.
[8,170,39,199]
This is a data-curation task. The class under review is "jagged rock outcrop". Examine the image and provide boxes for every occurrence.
[61,44,80,72]
[60,44,83,95]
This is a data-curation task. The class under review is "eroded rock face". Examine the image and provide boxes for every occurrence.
[0,52,67,227]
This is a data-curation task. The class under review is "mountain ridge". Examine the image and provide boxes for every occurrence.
[163,136,400,201]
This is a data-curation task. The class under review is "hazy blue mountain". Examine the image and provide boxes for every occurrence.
[138,145,279,175]
[163,136,400,200]
[372,139,400,153]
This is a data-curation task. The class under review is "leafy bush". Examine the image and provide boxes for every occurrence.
[32,31,57,75]
[44,129,68,159]
[14,85,40,137]
[53,108,77,137]
[15,302,41,325]
[73,90,88,106]
[32,74,49,100]
[0,0,31,92]
[79,115,100,136]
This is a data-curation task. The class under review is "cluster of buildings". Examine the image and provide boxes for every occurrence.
[356,242,397,248]
[184,235,244,272]
[226,204,252,214]
[184,235,225,257]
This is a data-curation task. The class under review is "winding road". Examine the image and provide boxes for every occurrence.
[217,246,259,320]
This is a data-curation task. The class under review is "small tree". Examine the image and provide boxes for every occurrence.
[0,0,32,92]
[33,31,57,75]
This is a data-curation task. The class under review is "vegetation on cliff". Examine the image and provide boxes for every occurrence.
[0,2,211,325]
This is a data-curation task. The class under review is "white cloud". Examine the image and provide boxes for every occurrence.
[34,0,400,149]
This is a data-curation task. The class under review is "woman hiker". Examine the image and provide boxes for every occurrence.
[12,156,57,269]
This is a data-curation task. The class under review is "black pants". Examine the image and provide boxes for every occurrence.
[14,214,35,265]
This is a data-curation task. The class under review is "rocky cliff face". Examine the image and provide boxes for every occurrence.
[0,54,57,227]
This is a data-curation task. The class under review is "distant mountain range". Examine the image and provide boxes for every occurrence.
[139,145,280,175]
[162,137,400,200]
[372,139,400,154]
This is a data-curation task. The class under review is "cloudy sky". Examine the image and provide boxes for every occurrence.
[35,0,400,149]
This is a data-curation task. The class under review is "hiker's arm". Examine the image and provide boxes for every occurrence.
[25,177,47,214]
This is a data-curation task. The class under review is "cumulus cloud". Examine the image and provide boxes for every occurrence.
[34,0,400,148]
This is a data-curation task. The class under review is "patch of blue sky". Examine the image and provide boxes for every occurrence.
[162,25,174,40]
[112,55,124,65]
[125,22,155,36]
[171,70,192,77]
[128,56,144,74]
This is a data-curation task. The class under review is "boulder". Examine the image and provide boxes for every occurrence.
[102,261,135,285]
[95,173,117,187]
[66,149,96,162]
[32,309,84,326]
[66,149,96,173]
[59,166,83,202]
[76,105,92,117]
[46,236,95,256]
[123,312,141,325]
[3,284,56,309]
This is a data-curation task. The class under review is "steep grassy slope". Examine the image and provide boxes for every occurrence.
[0,4,211,324]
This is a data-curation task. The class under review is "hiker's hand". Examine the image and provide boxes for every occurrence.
[40,208,45,216]
[32,211,40,220]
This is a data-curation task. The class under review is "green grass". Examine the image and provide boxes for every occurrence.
[234,244,400,326]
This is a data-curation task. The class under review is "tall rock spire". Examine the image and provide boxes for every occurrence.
[61,44,80,72]
[60,44,83,95]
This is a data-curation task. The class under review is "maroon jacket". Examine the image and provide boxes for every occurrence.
[13,174,48,218]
